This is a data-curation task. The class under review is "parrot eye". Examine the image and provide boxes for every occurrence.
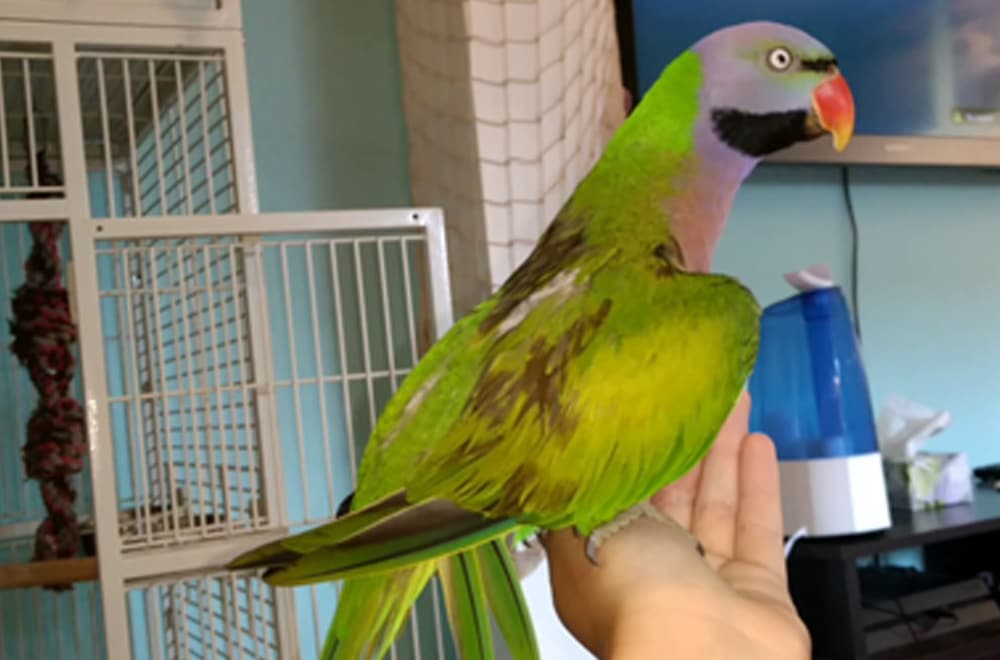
[766,46,794,72]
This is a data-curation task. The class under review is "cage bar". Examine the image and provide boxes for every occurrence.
[304,245,337,517]
[121,60,142,216]
[327,239,360,487]
[127,569,278,660]
[0,44,64,202]
[147,60,168,215]
[94,58,115,216]
[76,47,237,219]
[173,61,194,214]
[0,59,9,190]
[21,59,37,187]
[196,62,217,215]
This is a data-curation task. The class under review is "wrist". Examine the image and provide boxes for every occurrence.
[603,586,722,659]
[604,589,809,660]
[607,601,723,660]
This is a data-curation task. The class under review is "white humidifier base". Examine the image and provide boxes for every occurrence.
[778,452,892,537]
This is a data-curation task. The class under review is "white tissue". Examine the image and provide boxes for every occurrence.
[877,396,971,510]
[877,395,952,462]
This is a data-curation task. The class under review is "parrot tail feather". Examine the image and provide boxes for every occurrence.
[440,550,494,659]
[322,563,436,660]
[228,493,537,658]
[476,538,540,660]
[324,539,539,660]
[260,501,517,586]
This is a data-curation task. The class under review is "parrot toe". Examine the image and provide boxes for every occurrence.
[584,501,704,564]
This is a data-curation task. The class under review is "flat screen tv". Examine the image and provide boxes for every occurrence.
[615,0,1000,166]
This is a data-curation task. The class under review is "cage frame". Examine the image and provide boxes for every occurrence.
[0,0,242,32]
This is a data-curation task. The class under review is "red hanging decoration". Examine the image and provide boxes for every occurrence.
[8,152,87,575]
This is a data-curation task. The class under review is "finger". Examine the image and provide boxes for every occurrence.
[651,462,702,529]
[539,529,605,653]
[733,433,787,579]
[690,391,750,560]
[652,391,749,529]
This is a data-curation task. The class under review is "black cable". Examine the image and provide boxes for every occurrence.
[841,166,862,343]
[861,599,920,645]
[611,0,639,114]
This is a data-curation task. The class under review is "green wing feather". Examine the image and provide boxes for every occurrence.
[227,490,411,570]
[229,494,517,585]
[398,263,760,534]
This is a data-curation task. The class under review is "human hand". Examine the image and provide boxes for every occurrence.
[542,392,810,659]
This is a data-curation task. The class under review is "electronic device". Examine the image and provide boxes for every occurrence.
[614,0,1000,167]
[749,284,892,537]
[859,565,1000,655]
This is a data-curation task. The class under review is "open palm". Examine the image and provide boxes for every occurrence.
[544,392,810,659]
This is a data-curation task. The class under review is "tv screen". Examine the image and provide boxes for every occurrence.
[620,0,1000,166]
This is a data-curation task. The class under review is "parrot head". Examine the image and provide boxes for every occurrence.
[692,21,855,158]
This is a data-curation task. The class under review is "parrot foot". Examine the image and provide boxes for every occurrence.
[584,501,705,565]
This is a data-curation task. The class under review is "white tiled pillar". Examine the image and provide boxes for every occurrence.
[396,0,626,316]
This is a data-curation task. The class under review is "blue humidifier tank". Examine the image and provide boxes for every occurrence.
[749,284,891,537]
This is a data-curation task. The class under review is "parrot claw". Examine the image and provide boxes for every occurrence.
[524,530,546,549]
[584,536,602,566]
[584,501,705,565]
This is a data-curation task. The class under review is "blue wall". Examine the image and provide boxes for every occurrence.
[242,0,411,212]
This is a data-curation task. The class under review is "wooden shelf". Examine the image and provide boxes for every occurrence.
[0,557,98,590]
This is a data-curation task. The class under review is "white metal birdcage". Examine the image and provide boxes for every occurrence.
[79,211,454,660]
[0,5,458,659]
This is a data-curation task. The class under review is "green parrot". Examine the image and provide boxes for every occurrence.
[228,20,855,659]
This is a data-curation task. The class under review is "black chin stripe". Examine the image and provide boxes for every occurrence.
[710,108,813,158]
[801,57,837,73]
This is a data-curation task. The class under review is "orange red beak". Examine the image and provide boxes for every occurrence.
[812,71,855,152]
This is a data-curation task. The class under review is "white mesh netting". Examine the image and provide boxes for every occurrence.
[396,0,627,315]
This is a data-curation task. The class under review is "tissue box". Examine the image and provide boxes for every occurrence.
[883,452,974,511]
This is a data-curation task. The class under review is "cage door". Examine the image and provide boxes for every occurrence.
[90,232,280,552]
